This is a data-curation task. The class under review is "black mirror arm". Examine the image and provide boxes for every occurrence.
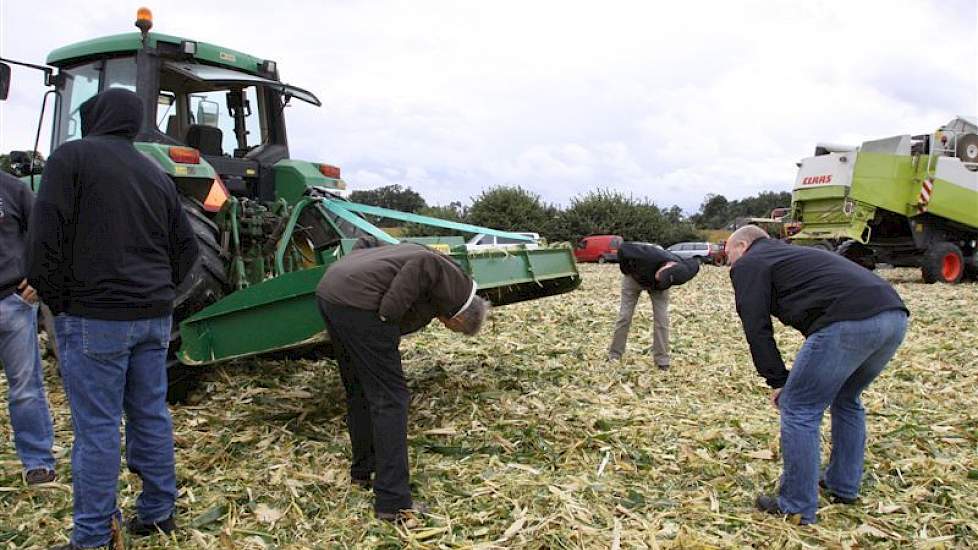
[0,57,55,84]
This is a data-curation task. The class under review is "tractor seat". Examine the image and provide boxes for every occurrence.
[186,124,223,156]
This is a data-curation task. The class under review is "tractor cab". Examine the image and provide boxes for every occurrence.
[46,26,322,202]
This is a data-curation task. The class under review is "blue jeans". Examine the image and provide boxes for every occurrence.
[778,309,907,524]
[0,293,55,471]
[55,314,176,548]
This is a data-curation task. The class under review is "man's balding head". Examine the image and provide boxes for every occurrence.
[726,225,770,265]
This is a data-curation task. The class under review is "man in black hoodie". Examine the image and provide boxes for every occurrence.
[608,242,700,369]
[28,88,199,550]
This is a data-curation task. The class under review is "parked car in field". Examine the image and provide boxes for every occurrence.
[666,242,724,265]
[574,235,623,263]
[465,232,541,251]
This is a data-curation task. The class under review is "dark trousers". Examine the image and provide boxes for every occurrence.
[318,300,412,513]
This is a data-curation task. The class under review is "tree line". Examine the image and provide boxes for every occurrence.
[0,155,788,246]
[351,184,792,246]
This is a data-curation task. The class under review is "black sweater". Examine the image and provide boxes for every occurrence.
[730,238,908,388]
[0,172,34,299]
[618,242,681,289]
[27,89,199,320]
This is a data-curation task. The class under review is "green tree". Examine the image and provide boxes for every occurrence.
[403,202,467,236]
[690,194,730,229]
[552,189,699,246]
[691,191,792,229]
[466,186,557,236]
[349,184,428,228]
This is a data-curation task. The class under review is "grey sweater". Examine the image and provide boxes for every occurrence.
[0,172,33,299]
[317,243,476,334]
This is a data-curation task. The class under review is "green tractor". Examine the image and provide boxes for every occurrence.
[0,9,581,400]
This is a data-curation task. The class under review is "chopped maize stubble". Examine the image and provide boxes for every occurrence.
[1,265,975,548]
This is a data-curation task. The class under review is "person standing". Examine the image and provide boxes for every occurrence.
[28,89,199,550]
[608,241,700,369]
[0,171,56,486]
[316,242,490,523]
[726,225,908,525]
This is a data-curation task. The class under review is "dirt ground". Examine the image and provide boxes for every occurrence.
[1,264,975,549]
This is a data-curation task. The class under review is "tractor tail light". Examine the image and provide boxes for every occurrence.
[203,176,229,212]
[169,146,200,164]
[318,163,341,179]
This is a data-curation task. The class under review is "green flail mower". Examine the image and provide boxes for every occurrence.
[0,9,581,401]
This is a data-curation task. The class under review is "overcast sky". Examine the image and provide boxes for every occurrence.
[1,0,975,212]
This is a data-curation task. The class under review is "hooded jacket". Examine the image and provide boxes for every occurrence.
[317,243,477,335]
[618,242,700,290]
[0,172,34,299]
[27,88,199,320]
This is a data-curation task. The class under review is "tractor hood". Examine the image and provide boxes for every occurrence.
[165,62,321,106]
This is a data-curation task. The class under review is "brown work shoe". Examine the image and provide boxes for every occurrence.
[376,503,428,527]
[26,468,56,486]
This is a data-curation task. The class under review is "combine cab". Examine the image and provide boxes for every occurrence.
[789,117,978,283]
[0,9,580,399]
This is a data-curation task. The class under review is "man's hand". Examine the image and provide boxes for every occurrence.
[769,388,783,412]
[17,279,38,305]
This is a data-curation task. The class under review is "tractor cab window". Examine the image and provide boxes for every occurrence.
[56,62,100,143]
[54,57,137,146]
[185,87,262,157]
[102,58,136,92]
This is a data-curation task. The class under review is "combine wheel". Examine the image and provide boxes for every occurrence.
[837,240,876,271]
[956,133,978,164]
[167,196,228,403]
[921,242,964,284]
[810,240,835,252]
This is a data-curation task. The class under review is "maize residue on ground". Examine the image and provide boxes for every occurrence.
[1,264,976,549]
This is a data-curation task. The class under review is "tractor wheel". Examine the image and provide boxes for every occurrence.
[597,255,607,264]
[166,196,228,403]
[837,240,877,271]
[810,240,835,252]
[956,133,978,164]
[921,242,964,284]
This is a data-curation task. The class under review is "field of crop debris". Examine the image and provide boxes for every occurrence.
[1,264,976,549]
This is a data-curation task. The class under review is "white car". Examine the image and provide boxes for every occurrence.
[465,232,541,251]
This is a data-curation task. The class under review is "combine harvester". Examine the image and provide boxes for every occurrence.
[788,117,978,283]
[0,9,580,399]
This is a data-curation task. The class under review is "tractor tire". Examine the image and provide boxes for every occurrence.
[837,240,877,271]
[597,255,607,264]
[810,240,835,252]
[921,242,964,284]
[956,133,978,164]
[166,196,228,403]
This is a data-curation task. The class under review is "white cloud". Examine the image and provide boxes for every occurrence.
[1,0,974,213]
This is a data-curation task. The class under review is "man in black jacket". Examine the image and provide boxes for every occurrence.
[727,225,908,525]
[316,242,489,523]
[0,171,56,486]
[28,89,199,550]
[608,242,700,368]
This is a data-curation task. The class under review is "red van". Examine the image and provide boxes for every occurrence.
[574,235,623,263]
